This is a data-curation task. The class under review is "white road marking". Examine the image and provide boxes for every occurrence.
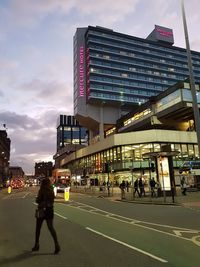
[22,192,30,198]
[59,202,141,223]
[86,227,168,263]
[59,201,199,231]
[58,201,200,245]
[55,212,68,220]
[173,229,199,237]
[89,209,98,212]
[130,220,139,224]
[191,235,200,246]
[2,191,31,200]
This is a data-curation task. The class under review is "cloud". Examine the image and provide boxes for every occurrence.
[191,38,200,51]
[0,111,40,130]
[0,90,4,97]
[0,58,20,87]
[17,78,73,116]
[0,111,58,173]
[0,0,139,34]
[0,58,19,72]
[73,0,139,25]
[0,53,73,116]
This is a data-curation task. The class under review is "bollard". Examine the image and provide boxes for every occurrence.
[53,186,57,197]
[64,187,70,201]
[8,186,12,194]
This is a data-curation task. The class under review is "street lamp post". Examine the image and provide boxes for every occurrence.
[131,150,134,199]
[107,170,110,197]
[181,0,200,157]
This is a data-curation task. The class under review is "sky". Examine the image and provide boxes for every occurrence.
[0,0,200,174]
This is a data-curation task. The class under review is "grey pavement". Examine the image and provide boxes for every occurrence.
[118,190,200,207]
[68,185,200,207]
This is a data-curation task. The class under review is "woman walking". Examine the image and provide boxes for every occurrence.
[32,178,60,254]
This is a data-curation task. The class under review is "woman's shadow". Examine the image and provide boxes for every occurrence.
[0,250,54,266]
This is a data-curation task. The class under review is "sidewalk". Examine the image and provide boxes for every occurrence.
[111,189,200,207]
[117,192,199,205]
[175,190,200,208]
[70,186,200,207]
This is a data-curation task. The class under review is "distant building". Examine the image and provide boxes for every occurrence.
[56,115,88,151]
[54,115,88,168]
[0,128,11,186]
[9,166,24,179]
[35,161,53,178]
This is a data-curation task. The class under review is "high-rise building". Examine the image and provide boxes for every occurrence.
[73,25,200,142]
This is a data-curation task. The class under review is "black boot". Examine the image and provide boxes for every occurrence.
[54,244,60,254]
[32,243,39,251]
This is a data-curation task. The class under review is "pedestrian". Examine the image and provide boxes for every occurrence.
[149,177,156,197]
[139,177,145,197]
[156,181,161,197]
[107,180,111,189]
[107,180,111,196]
[32,178,60,254]
[134,179,140,197]
[119,180,126,199]
[125,180,130,192]
[180,176,187,196]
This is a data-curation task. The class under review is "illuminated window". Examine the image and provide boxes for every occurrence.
[123,108,151,126]
[103,55,110,59]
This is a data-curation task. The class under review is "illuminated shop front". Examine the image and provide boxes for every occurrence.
[60,129,198,186]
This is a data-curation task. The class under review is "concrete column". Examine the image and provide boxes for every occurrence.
[99,106,104,141]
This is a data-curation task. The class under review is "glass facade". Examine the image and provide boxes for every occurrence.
[84,26,200,108]
[57,115,88,151]
[67,141,199,185]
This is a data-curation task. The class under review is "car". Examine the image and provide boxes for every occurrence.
[11,179,24,189]
[54,183,68,193]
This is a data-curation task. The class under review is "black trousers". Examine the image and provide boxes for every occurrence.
[34,217,58,246]
[134,188,140,197]
[182,188,187,195]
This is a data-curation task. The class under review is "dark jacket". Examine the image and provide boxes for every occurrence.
[36,189,55,219]
[119,181,126,190]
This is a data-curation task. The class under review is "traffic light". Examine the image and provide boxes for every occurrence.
[151,162,155,172]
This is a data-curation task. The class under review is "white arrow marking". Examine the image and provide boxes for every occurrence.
[191,235,200,246]
[173,229,199,237]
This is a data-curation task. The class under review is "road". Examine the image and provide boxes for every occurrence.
[0,187,200,267]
